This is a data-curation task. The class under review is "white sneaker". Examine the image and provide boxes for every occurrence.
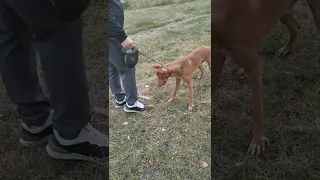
[123,101,148,113]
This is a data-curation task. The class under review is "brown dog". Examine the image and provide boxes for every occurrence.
[152,45,211,111]
[212,0,295,156]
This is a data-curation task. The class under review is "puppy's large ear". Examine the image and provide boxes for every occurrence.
[152,64,167,73]
[152,64,162,70]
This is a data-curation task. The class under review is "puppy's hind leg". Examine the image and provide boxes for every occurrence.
[276,10,301,57]
[183,77,194,111]
[197,66,205,79]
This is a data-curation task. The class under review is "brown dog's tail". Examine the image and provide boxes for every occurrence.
[306,0,320,29]
[200,40,206,46]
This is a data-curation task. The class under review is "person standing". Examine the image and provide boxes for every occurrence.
[0,0,108,161]
[109,0,148,113]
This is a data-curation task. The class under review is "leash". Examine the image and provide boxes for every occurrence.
[138,51,169,70]
[129,43,168,70]
[139,52,164,65]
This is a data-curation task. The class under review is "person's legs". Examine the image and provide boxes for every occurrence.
[0,1,53,146]
[109,60,126,107]
[120,67,138,105]
[2,0,108,160]
[109,39,147,112]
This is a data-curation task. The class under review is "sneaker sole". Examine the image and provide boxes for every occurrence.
[123,107,147,113]
[115,104,124,108]
[19,136,51,147]
[45,144,102,162]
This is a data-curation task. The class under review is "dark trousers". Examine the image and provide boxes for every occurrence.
[0,0,91,139]
[109,39,138,105]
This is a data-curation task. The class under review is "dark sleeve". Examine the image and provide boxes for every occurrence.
[109,6,127,43]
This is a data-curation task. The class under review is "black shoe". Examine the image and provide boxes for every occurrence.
[19,110,54,147]
[46,123,109,161]
[115,97,126,108]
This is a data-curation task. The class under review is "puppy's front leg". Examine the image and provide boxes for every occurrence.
[184,77,194,111]
[168,78,181,102]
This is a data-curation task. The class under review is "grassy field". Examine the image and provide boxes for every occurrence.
[109,0,211,179]
[0,2,108,180]
[213,1,320,179]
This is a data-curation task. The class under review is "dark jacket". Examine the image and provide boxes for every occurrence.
[109,0,127,43]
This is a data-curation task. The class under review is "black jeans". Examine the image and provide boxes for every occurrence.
[0,0,91,139]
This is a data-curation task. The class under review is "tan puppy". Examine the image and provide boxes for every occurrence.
[212,0,294,156]
[152,45,211,111]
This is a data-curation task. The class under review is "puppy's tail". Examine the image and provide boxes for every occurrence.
[200,40,206,46]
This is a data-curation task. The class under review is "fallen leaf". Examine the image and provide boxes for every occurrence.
[148,104,154,109]
[127,136,130,140]
[145,85,149,88]
[146,157,153,166]
[123,122,128,125]
[161,128,166,132]
[200,160,208,168]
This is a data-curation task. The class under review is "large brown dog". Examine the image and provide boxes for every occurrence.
[212,0,319,156]
[152,45,211,111]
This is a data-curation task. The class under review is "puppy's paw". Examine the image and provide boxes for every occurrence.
[167,98,174,102]
[247,136,269,156]
[188,104,195,111]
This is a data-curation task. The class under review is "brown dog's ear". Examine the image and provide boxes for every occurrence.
[152,64,162,70]
[157,67,167,73]
[152,64,167,73]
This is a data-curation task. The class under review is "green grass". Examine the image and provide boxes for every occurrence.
[123,0,210,34]
[109,1,211,179]
[123,0,197,10]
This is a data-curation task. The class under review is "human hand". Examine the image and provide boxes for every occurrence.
[121,37,134,49]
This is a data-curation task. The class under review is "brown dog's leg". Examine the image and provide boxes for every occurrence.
[276,10,301,57]
[168,78,181,102]
[184,77,194,111]
[212,51,226,95]
[234,49,269,156]
[197,66,205,79]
